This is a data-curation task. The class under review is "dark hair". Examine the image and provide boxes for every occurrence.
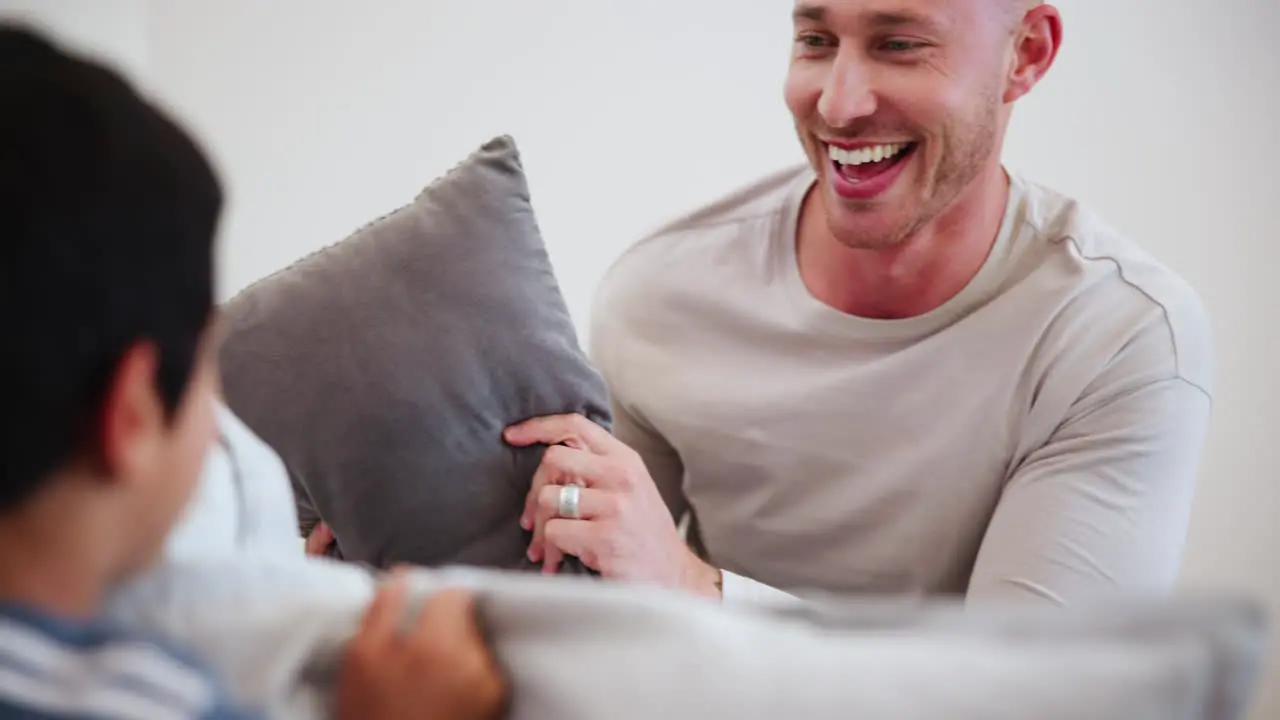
[0,25,223,511]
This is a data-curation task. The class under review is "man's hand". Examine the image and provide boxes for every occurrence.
[336,573,508,720]
[504,414,721,598]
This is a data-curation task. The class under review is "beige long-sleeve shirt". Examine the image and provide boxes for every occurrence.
[588,166,1212,606]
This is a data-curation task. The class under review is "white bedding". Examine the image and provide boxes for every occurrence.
[103,406,1269,719]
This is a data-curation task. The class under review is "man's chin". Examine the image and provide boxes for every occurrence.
[822,190,918,251]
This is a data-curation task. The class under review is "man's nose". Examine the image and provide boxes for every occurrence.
[817,54,877,128]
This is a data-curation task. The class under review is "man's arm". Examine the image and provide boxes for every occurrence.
[608,399,688,526]
[966,375,1212,604]
[608,397,802,606]
[588,277,803,605]
[722,374,1212,607]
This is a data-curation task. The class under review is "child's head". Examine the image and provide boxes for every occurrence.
[0,25,224,580]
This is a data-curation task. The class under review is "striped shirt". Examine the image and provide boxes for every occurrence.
[0,601,257,719]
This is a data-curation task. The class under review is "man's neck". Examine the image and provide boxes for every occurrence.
[797,164,1011,320]
[0,487,115,620]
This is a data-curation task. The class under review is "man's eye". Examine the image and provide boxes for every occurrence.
[881,39,924,52]
[796,33,835,49]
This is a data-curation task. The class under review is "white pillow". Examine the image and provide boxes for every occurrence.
[162,403,302,560]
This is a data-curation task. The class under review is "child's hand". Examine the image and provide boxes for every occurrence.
[304,521,335,556]
[336,573,508,720]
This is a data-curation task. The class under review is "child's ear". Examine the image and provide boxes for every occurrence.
[97,341,166,484]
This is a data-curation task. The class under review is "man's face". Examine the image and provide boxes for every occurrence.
[785,0,1017,249]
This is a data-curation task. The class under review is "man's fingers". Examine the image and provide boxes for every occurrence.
[537,483,611,522]
[521,453,563,531]
[521,445,617,529]
[359,570,411,642]
[528,484,550,562]
[541,539,565,574]
[528,484,612,562]
[504,414,617,455]
[543,519,597,572]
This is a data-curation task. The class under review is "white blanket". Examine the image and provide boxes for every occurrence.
[104,407,1269,719]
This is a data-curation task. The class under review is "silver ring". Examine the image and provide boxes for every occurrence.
[557,484,582,520]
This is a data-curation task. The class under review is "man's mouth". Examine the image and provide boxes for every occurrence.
[826,142,917,184]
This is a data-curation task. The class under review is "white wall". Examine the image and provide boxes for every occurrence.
[144,1,800,330]
[0,0,147,78]
[7,2,1279,717]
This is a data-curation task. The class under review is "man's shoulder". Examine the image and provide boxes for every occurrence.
[0,602,234,718]
[1017,176,1212,391]
[601,165,811,293]
[587,165,811,375]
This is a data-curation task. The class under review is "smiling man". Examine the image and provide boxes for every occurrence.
[507,0,1213,606]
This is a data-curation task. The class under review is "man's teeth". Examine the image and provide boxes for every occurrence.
[828,142,909,166]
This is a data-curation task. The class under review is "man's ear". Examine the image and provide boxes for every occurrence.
[1004,4,1063,104]
[97,341,166,483]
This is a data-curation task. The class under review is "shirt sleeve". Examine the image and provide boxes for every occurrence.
[966,375,1212,604]
[607,394,802,608]
[727,379,1212,607]
[608,397,689,523]
[0,617,262,720]
[719,569,804,607]
[587,279,689,523]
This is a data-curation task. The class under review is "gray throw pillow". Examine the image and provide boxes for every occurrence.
[217,136,610,572]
